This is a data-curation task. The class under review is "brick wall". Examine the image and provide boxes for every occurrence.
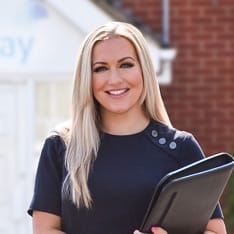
[122,0,234,155]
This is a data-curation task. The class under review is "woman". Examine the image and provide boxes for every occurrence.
[28,22,226,234]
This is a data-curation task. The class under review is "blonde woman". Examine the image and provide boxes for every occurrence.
[28,22,226,234]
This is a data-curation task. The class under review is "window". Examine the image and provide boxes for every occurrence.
[35,81,72,154]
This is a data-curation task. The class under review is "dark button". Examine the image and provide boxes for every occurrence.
[151,130,158,138]
[169,141,177,149]
[159,137,166,145]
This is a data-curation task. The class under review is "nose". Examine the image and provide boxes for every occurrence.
[108,68,123,85]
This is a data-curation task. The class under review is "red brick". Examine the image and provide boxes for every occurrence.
[191,51,213,58]
[217,33,234,40]
[191,0,216,7]
[204,42,225,49]
[177,9,200,16]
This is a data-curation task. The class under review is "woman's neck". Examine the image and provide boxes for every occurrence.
[100,110,150,135]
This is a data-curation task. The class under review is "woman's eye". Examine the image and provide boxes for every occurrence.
[93,66,107,73]
[121,63,134,68]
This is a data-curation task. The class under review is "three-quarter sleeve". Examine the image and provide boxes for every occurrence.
[179,133,224,219]
[28,135,65,217]
[178,133,205,167]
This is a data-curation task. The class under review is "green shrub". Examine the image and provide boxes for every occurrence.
[223,152,234,233]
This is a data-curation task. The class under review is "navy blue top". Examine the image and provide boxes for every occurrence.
[28,120,223,234]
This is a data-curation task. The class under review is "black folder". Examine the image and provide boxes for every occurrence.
[140,152,234,234]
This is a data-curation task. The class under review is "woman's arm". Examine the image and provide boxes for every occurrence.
[32,210,66,234]
[134,219,226,234]
[205,218,227,234]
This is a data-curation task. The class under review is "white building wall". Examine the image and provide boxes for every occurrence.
[0,1,83,233]
[0,82,33,234]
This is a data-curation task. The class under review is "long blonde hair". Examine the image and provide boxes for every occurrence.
[65,21,171,208]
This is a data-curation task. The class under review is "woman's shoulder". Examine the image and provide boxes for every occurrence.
[149,119,194,143]
[49,120,71,142]
[41,120,71,157]
[146,119,204,165]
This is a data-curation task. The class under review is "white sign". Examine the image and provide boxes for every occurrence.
[0,0,84,74]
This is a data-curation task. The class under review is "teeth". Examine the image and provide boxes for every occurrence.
[108,89,127,95]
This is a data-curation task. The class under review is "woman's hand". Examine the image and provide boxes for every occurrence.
[134,227,168,234]
[134,218,226,234]
[205,218,227,234]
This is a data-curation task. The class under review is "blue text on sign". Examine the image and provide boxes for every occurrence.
[0,37,34,64]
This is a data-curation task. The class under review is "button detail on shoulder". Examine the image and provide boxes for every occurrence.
[169,141,177,149]
[151,130,158,138]
[159,137,166,145]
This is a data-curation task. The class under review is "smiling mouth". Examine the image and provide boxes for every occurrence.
[106,88,129,96]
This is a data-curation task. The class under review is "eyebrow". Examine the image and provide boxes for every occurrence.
[92,56,135,66]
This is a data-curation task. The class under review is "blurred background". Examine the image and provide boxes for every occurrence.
[0,0,233,233]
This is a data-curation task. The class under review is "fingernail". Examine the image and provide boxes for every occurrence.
[151,226,158,232]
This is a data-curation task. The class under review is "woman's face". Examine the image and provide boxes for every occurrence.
[92,36,144,118]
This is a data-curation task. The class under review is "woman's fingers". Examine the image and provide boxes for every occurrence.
[151,226,168,234]
[133,227,168,234]
[133,230,146,234]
